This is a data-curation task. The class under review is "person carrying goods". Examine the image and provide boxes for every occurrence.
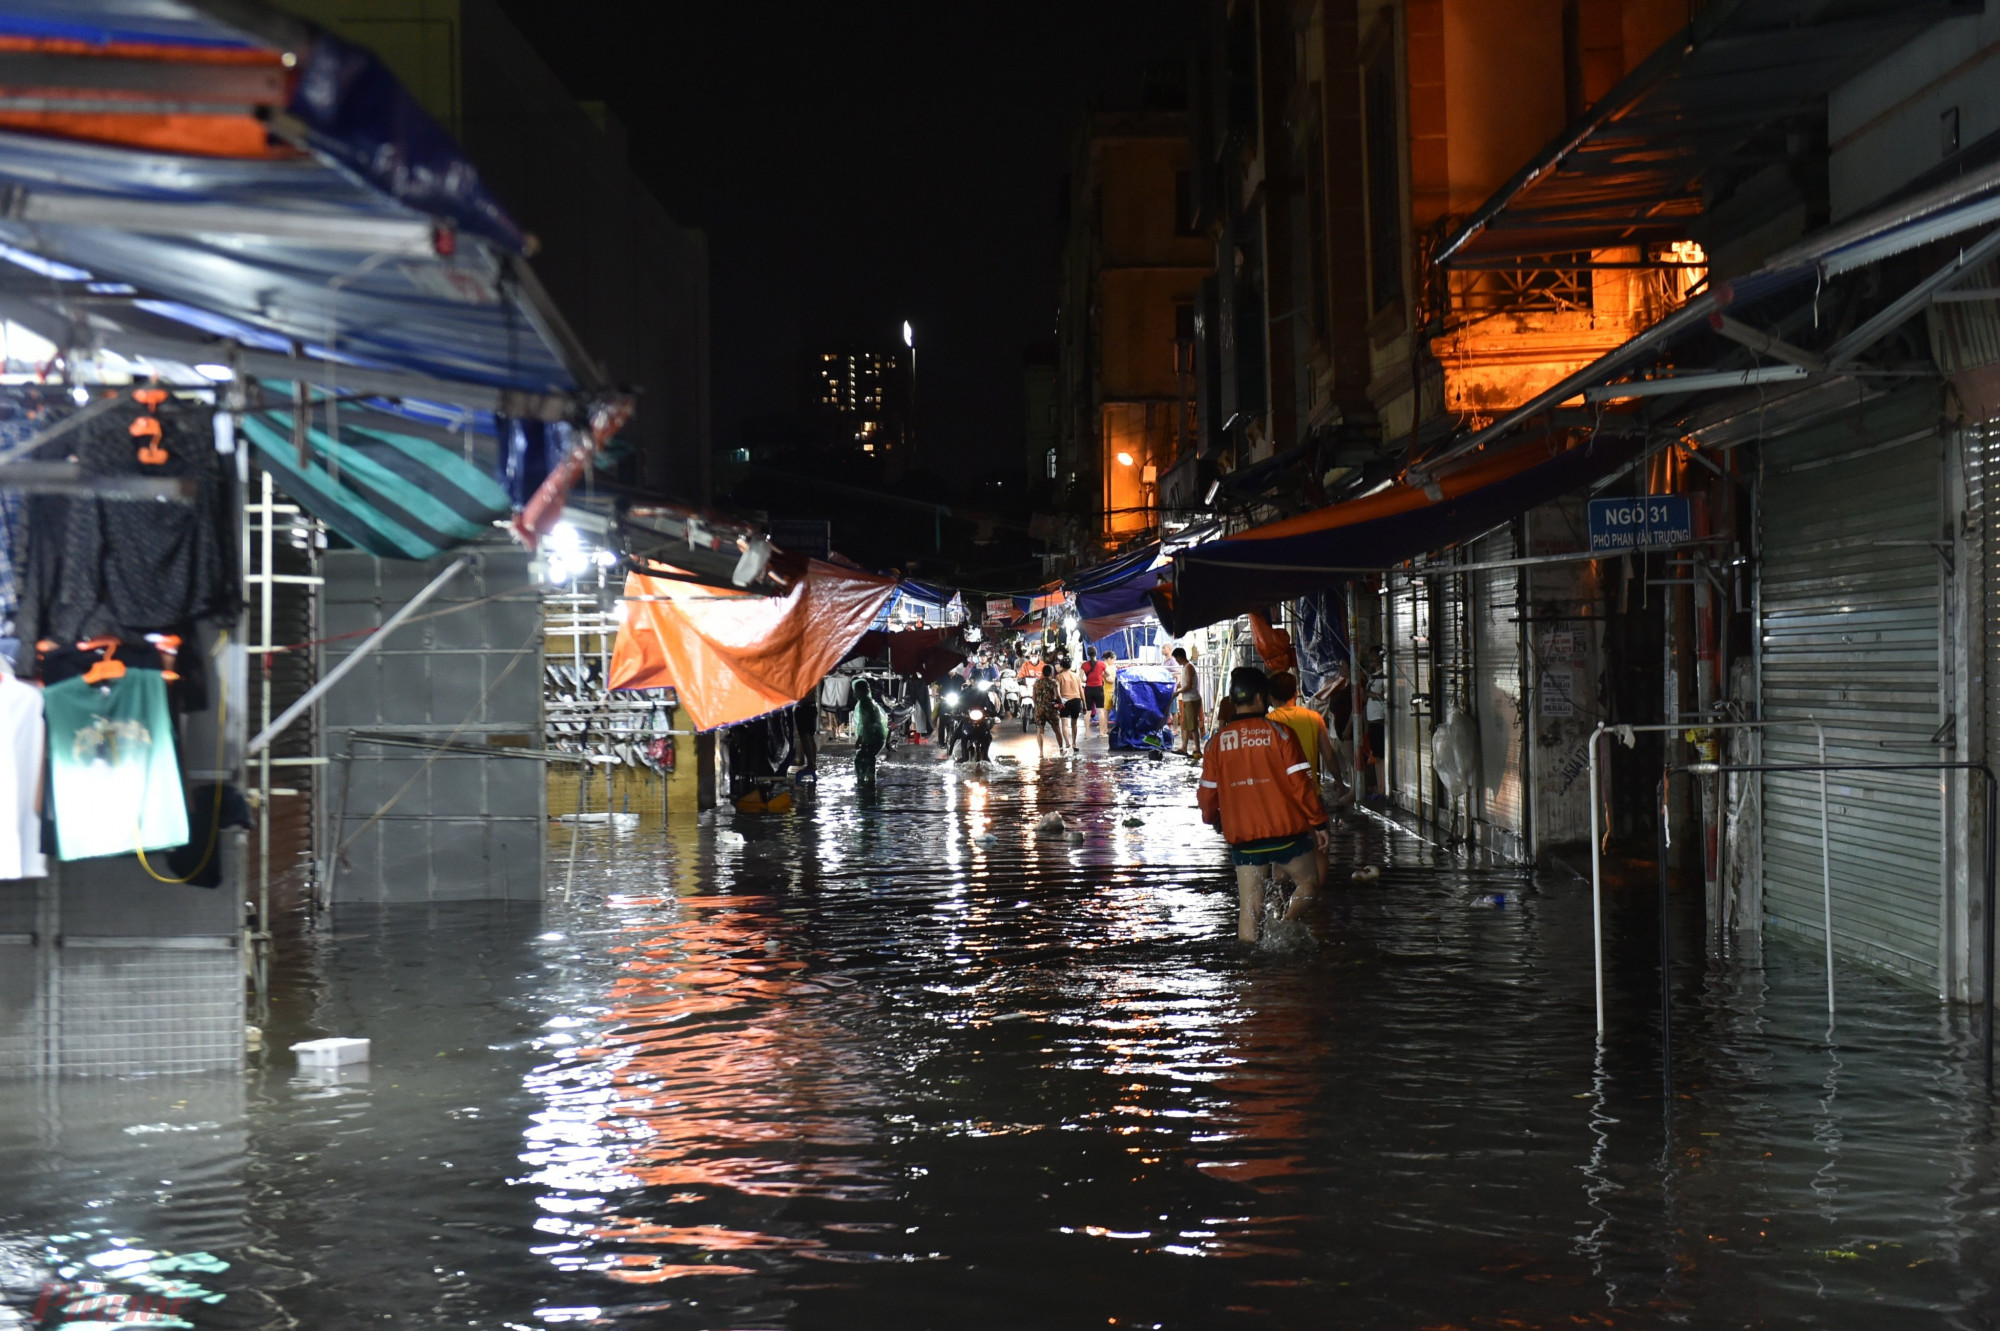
[852,677,888,786]
[1198,666,1329,942]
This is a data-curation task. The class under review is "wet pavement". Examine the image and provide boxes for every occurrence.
[3,724,1999,1329]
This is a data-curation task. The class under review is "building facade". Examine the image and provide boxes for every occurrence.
[807,347,911,463]
[1150,0,2000,1003]
[1054,110,1213,550]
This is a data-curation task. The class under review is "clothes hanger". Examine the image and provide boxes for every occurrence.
[130,386,169,465]
[77,637,126,686]
[144,632,181,684]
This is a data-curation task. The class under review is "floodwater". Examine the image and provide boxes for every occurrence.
[3,725,1999,1329]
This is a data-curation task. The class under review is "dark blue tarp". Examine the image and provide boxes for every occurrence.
[1067,542,1160,593]
[1071,543,1162,638]
[1109,664,1176,752]
[1078,579,1159,638]
[499,418,575,507]
[1160,435,1645,633]
[897,579,956,608]
[289,27,530,253]
[1090,627,1153,661]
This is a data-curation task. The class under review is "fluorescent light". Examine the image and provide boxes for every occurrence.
[194,363,235,382]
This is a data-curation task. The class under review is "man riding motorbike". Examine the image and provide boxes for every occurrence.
[953,680,1000,763]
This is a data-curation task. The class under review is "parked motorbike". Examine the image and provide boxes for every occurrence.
[997,674,1028,722]
[936,685,967,755]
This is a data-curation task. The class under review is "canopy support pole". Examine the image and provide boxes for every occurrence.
[246,555,468,757]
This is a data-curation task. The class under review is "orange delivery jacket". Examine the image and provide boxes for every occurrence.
[1197,715,1328,846]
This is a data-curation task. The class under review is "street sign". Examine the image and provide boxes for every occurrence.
[1586,495,1693,554]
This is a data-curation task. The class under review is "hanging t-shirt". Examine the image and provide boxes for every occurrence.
[0,672,46,879]
[43,667,188,861]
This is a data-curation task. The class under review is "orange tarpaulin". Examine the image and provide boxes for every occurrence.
[609,564,897,731]
[0,37,295,159]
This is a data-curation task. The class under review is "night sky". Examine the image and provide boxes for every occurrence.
[495,1,1194,486]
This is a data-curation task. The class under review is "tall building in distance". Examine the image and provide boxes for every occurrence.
[808,347,910,461]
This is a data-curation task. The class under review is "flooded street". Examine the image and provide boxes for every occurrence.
[4,729,1999,1330]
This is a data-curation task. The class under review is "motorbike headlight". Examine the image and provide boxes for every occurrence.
[967,709,984,721]
[945,692,960,706]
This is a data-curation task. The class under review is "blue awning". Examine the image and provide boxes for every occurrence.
[0,1,606,430]
[1065,542,1161,594]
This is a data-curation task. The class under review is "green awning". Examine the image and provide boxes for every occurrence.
[240,411,512,560]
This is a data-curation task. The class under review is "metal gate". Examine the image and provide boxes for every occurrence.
[1387,573,1430,815]
[322,547,546,903]
[1759,394,1946,986]
[1471,526,1526,850]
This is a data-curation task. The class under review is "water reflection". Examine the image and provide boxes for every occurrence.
[0,733,1995,1328]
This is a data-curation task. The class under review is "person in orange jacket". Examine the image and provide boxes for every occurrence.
[1197,666,1329,941]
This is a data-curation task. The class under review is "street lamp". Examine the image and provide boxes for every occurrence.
[902,321,915,457]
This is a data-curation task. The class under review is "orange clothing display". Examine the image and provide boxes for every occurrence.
[609,564,896,731]
[1197,716,1327,846]
[1246,610,1296,673]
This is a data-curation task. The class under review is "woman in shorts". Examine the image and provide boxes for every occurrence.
[1081,648,1106,732]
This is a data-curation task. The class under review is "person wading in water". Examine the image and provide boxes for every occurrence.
[852,678,888,787]
[1197,666,1329,942]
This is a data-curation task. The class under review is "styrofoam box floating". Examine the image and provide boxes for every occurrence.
[292,1037,370,1066]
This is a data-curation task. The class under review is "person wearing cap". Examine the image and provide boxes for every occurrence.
[1197,665,1329,941]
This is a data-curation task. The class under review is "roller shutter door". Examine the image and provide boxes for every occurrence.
[1388,573,1428,812]
[1759,395,1944,986]
[1471,527,1525,842]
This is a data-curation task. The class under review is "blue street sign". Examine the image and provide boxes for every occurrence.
[1587,495,1693,553]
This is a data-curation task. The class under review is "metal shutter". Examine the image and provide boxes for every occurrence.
[1979,424,2000,843]
[1472,527,1526,839]
[1388,573,1428,812]
[1759,395,1944,986]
